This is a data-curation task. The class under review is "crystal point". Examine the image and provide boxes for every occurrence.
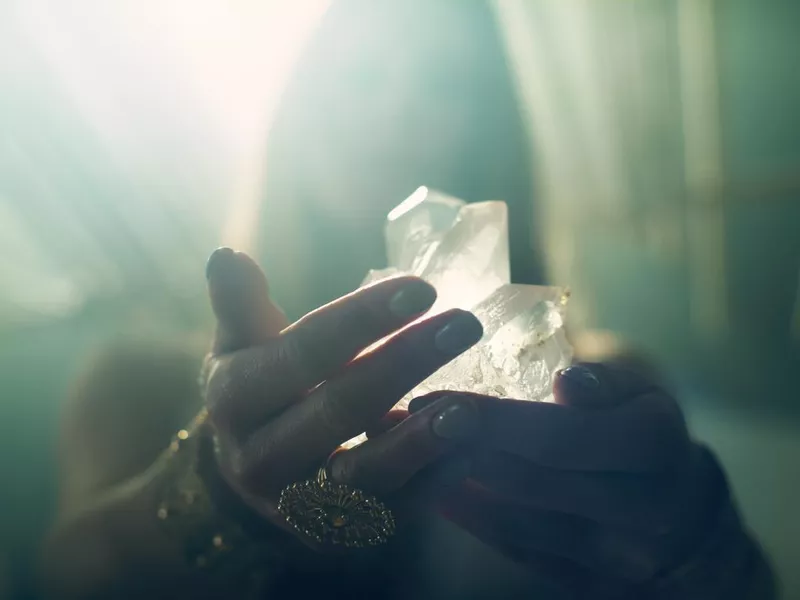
[385,187,465,273]
[364,189,571,409]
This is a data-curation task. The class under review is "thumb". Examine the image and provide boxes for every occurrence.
[553,362,659,408]
[205,247,289,354]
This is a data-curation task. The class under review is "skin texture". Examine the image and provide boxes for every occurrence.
[202,248,486,542]
[201,249,765,598]
[201,249,738,594]
[46,249,771,599]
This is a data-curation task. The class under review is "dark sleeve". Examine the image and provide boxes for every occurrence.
[58,340,203,512]
[642,447,777,600]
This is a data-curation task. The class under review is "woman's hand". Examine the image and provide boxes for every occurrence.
[410,364,743,597]
[202,248,485,548]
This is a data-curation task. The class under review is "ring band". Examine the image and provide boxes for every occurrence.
[277,466,396,548]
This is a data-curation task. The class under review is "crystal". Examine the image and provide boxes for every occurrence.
[349,188,572,445]
[407,284,571,402]
[385,186,466,273]
[381,187,510,315]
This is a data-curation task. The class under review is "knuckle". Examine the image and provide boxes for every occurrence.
[328,451,360,486]
[226,346,268,387]
[281,327,327,384]
[347,293,384,335]
[208,340,295,415]
[335,287,382,328]
[317,386,362,441]
[318,291,383,347]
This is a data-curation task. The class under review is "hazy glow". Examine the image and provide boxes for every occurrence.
[1,0,330,323]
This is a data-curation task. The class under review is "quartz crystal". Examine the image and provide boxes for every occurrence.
[361,187,572,411]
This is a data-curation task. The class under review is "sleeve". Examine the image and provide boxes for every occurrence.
[57,340,203,515]
[643,447,778,600]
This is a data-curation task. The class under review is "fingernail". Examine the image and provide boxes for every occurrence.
[432,401,481,441]
[389,279,437,318]
[408,393,441,414]
[434,311,483,355]
[205,247,235,280]
[558,365,600,389]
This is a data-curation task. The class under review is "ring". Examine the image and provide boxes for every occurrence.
[277,466,396,548]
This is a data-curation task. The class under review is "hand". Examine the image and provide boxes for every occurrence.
[410,364,726,597]
[201,248,485,549]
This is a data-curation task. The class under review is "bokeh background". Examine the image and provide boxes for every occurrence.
[1,0,798,597]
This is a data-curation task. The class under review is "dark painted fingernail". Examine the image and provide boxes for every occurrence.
[408,394,442,414]
[432,401,481,440]
[389,279,437,318]
[434,311,483,355]
[205,247,235,280]
[559,365,600,389]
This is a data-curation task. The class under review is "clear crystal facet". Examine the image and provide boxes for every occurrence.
[385,186,466,273]
[362,187,571,410]
[412,285,571,402]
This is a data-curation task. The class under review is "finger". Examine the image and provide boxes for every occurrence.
[328,396,481,495]
[409,362,658,412]
[279,275,438,384]
[364,409,408,440]
[240,310,483,489]
[491,393,688,472]
[440,489,657,583]
[206,248,288,354]
[440,488,598,571]
[467,450,682,534]
[553,362,658,408]
[418,392,688,472]
[407,391,456,414]
[207,276,437,429]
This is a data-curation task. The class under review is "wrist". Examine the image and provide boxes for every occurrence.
[155,410,289,593]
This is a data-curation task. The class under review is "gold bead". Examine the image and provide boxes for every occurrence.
[157,506,168,520]
[212,534,224,548]
[177,429,189,440]
[195,408,209,425]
